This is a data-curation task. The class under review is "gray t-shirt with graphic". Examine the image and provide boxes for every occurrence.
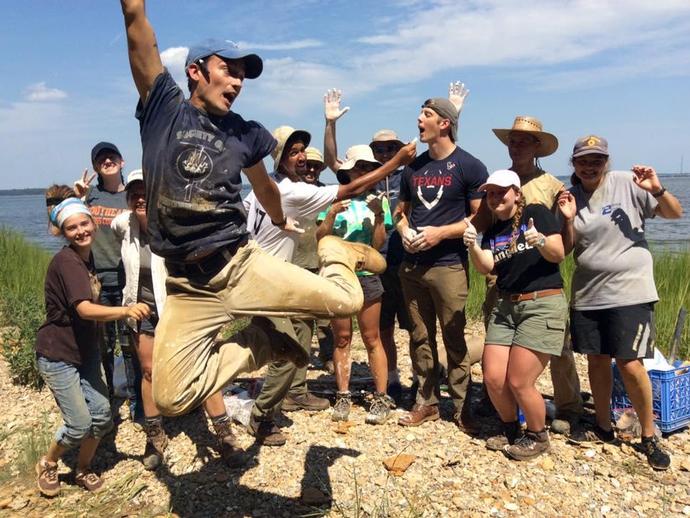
[570,170,658,310]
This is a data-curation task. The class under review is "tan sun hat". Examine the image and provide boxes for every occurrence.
[271,125,311,166]
[492,116,559,158]
[336,145,381,184]
[370,129,404,147]
[305,146,324,163]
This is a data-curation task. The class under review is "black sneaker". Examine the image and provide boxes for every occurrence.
[638,436,671,471]
[567,425,616,445]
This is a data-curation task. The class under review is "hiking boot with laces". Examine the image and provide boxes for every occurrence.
[638,435,671,470]
[247,415,286,447]
[365,392,395,425]
[36,457,60,496]
[567,424,616,445]
[504,429,550,461]
[75,470,103,492]
[331,391,352,422]
[213,417,249,466]
[282,392,330,412]
[142,418,168,471]
[486,420,523,451]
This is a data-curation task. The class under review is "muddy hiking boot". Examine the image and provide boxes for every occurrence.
[331,391,352,422]
[366,392,395,425]
[567,424,616,446]
[486,420,523,451]
[398,403,440,427]
[75,470,104,492]
[282,392,330,412]
[638,435,671,471]
[504,429,551,461]
[247,415,286,447]
[213,416,248,466]
[36,457,60,497]
[142,416,168,471]
[318,235,387,274]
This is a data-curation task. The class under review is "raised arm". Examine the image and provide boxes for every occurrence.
[335,140,417,201]
[121,0,164,102]
[631,165,683,219]
[323,89,350,172]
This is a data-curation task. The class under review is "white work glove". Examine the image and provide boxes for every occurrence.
[463,219,478,248]
[523,217,545,248]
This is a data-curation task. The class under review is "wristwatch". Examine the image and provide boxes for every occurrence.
[652,187,667,198]
[536,235,546,248]
[271,216,287,228]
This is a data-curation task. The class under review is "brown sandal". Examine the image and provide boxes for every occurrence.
[75,470,103,492]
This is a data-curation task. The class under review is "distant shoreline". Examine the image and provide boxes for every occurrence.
[1,174,688,194]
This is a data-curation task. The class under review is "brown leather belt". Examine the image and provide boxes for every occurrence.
[503,288,563,303]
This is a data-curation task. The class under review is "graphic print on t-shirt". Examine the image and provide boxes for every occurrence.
[174,128,228,203]
[413,160,455,210]
[489,223,531,264]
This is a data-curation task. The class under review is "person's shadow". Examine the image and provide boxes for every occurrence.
[153,437,360,517]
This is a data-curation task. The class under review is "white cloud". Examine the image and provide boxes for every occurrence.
[24,82,67,102]
[237,39,323,51]
[161,46,189,91]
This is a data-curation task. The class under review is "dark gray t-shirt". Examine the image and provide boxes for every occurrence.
[570,170,659,310]
[85,186,128,287]
[136,70,276,263]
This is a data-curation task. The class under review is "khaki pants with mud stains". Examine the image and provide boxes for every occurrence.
[152,240,363,416]
[400,261,471,415]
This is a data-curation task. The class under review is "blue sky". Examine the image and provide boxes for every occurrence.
[1,0,690,189]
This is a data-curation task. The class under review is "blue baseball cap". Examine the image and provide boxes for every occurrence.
[185,39,263,79]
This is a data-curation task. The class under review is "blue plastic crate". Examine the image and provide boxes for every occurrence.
[611,361,690,433]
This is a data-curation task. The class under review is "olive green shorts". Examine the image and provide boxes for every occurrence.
[485,292,567,356]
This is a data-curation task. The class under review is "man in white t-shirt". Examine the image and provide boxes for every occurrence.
[245,125,416,445]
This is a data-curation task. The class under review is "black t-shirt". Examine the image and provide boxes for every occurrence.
[481,204,563,293]
[135,70,276,263]
[35,246,100,366]
[399,146,488,265]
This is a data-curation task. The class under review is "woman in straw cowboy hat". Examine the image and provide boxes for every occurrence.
[471,116,584,435]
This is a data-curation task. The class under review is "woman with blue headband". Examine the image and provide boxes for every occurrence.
[35,187,150,497]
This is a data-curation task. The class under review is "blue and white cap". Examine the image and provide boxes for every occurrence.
[185,39,263,79]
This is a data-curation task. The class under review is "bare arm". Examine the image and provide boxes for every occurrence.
[467,241,494,275]
[371,213,386,250]
[76,300,150,322]
[336,141,417,201]
[323,89,350,173]
[243,161,286,227]
[121,0,164,102]
[315,201,349,241]
[556,191,577,255]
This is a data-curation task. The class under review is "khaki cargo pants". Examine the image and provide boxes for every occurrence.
[152,240,363,416]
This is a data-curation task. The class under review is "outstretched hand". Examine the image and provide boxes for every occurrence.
[74,168,97,198]
[448,81,469,113]
[281,216,305,234]
[631,164,663,194]
[126,302,152,321]
[393,138,417,167]
[324,89,350,122]
[557,191,577,221]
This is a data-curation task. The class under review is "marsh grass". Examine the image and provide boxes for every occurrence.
[1,227,689,389]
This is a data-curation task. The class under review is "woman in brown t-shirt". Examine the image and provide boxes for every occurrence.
[34,187,149,497]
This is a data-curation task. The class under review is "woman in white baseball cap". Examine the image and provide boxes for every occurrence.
[464,169,567,461]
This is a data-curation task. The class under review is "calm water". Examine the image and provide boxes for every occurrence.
[2,176,689,254]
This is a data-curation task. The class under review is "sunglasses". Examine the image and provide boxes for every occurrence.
[371,143,401,154]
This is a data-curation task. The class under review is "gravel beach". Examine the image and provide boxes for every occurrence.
[1,322,689,517]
